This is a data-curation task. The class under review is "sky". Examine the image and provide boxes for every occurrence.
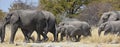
[0,0,38,12]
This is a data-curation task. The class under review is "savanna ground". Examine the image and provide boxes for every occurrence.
[1,26,120,47]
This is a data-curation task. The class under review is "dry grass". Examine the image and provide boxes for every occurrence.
[80,27,120,43]
[1,27,120,47]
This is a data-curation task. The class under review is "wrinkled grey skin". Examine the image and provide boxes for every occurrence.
[4,10,47,44]
[26,10,58,42]
[61,17,79,22]
[0,21,5,43]
[98,21,120,36]
[57,21,91,42]
[56,25,79,42]
[98,11,120,26]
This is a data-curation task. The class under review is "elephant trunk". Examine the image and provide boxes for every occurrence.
[98,28,102,36]
[98,20,103,26]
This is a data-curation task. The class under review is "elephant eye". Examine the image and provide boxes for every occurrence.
[116,18,119,21]
[102,18,107,20]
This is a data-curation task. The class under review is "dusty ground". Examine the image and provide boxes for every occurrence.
[0,26,120,47]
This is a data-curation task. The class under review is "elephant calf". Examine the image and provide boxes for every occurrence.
[98,21,120,36]
[57,21,91,42]
[57,25,78,41]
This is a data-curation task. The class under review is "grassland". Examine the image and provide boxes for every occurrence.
[0,27,120,47]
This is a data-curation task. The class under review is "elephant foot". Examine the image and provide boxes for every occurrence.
[0,40,4,43]
[9,41,14,44]
[52,40,59,42]
[60,39,63,41]
[71,39,77,42]
[25,40,30,43]
[76,40,80,42]
[35,40,42,43]
[42,38,49,42]
[23,39,30,43]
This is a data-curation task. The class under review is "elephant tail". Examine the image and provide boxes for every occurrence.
[98,28,102,36]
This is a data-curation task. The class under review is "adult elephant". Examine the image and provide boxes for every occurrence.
[98,11,120,26]
[4,10,48,44]
[98,21,120,36]
[26,10,58,42]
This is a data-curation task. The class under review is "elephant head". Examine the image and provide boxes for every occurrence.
[98,11,119,26]
[98,22,107,36]
[98,12,111,26]
[82,27,91,37]
[4,13,12,24]
[56,26,66,34]
[4,11,19,25]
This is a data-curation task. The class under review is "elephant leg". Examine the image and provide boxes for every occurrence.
[41,31,48,42]
[1,27,5,43]
[72,36,77,42]
[0,31,2,42]
[104,25,111,35]
[60,33,65,41]
[27,31,35,42]
[35,27,44,43]
[35,31,41,43]
[21,29,30,43]
[39,27,48,42]
[65,33,71,41]
[77,35,81,42]
[50,28,58,42]
[66,34,69,41]
[22,29,34,43]
[9,24,18,44]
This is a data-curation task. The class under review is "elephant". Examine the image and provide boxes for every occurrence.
[4,10,48,44]
[57,21,91,42]
[0,21,5,43]
[98,21,120,36]
[98,11,120,26]
[56,25,79,42]
[25,10,58,42]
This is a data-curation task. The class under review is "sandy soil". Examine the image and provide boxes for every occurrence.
[0,42,120,47]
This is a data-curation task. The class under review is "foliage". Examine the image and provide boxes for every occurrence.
[39,0,90,16]
[7,0,120,26]
[0,10,5,20]
[9,0,36,12]
[77,1,113,26]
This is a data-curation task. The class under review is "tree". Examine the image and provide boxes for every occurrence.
[77,1,113,26]
[0,10,5,20]
[9,0,37,12]
[39,0,120,26]
[39,0,90,16]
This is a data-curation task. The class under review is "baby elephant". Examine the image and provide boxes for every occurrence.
[0,21,5,43]
[98,21,120,36]
[57,25,78,41]
[57,21,91,42]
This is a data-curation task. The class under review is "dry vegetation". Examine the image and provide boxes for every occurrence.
[0,27,120,47]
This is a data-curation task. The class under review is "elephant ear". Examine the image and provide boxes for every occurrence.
[103,13,111,20]
[4,12,13,20]
[10,12,20,24]
[108,12,118,21]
